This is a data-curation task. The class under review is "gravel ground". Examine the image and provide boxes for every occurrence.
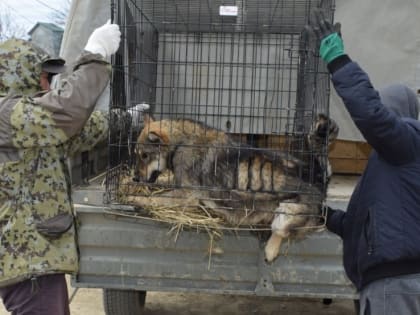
[0,277,357,315]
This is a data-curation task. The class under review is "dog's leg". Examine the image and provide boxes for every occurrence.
[265,202,313,262]
[264,205,292,262]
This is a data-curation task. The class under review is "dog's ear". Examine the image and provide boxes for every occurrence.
[145,130,170,144]
[147,131,163,143]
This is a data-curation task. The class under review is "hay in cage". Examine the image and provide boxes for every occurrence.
[115,167,276,237]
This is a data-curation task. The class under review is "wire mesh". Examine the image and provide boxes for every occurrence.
[107,0,335,230]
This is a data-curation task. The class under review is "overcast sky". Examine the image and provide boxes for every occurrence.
[1,0,67,35]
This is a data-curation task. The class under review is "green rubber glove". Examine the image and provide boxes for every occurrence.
[320,33,344,63]
[308,9,345,63]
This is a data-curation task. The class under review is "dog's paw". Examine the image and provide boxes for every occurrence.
[314,113,339,141]
[264,243,280,263]
[264,234,282,263]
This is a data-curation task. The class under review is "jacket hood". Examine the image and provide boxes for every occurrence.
[378,84,419,119]
[0,38,50,97]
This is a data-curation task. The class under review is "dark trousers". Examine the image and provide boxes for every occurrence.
[360,273,420,315]
[0,274,70,315]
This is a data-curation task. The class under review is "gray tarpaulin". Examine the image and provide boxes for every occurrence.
[60,0,420,140]
[331,0,420,140]
[59,0,111,112]
[59,0,110,61]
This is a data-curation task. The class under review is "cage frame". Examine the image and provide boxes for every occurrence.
[106,0,335,216]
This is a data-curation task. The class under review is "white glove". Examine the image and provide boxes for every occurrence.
[127,103,150,123]
[84,20,121,58]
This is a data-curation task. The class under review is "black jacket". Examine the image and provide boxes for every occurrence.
[326,56,420,291]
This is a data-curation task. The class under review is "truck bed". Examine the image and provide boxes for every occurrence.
[72,175,358,299]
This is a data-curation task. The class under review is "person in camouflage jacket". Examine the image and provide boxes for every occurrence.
[0,21,121,314]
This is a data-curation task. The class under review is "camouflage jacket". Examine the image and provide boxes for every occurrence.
[0,39,110,287]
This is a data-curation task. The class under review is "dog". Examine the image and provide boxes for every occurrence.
[130,112,338,262]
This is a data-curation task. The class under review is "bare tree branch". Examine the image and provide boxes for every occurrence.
[0,7,26,41]
[48,0,72,27]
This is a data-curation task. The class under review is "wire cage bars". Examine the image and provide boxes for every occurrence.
[106,0,335,228]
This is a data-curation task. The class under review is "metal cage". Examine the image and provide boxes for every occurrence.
[106,0,335,222]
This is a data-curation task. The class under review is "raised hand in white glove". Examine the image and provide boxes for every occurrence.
[84,20,121,58]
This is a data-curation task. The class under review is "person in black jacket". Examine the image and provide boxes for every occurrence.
[308,10,420,315]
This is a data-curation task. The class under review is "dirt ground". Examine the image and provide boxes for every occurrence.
[0,277,356,315]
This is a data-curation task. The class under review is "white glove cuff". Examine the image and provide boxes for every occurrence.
[84,42,107,58]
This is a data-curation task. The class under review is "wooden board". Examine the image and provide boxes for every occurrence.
[329,140,371,174]
[231,134,371,175]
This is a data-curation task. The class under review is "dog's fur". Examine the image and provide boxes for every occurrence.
[131,113,338,262]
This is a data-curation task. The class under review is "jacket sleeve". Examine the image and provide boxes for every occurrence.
[326,208,346,238]
[65,111,109,156]
[331,61,417,165]
[10,52,110,149]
